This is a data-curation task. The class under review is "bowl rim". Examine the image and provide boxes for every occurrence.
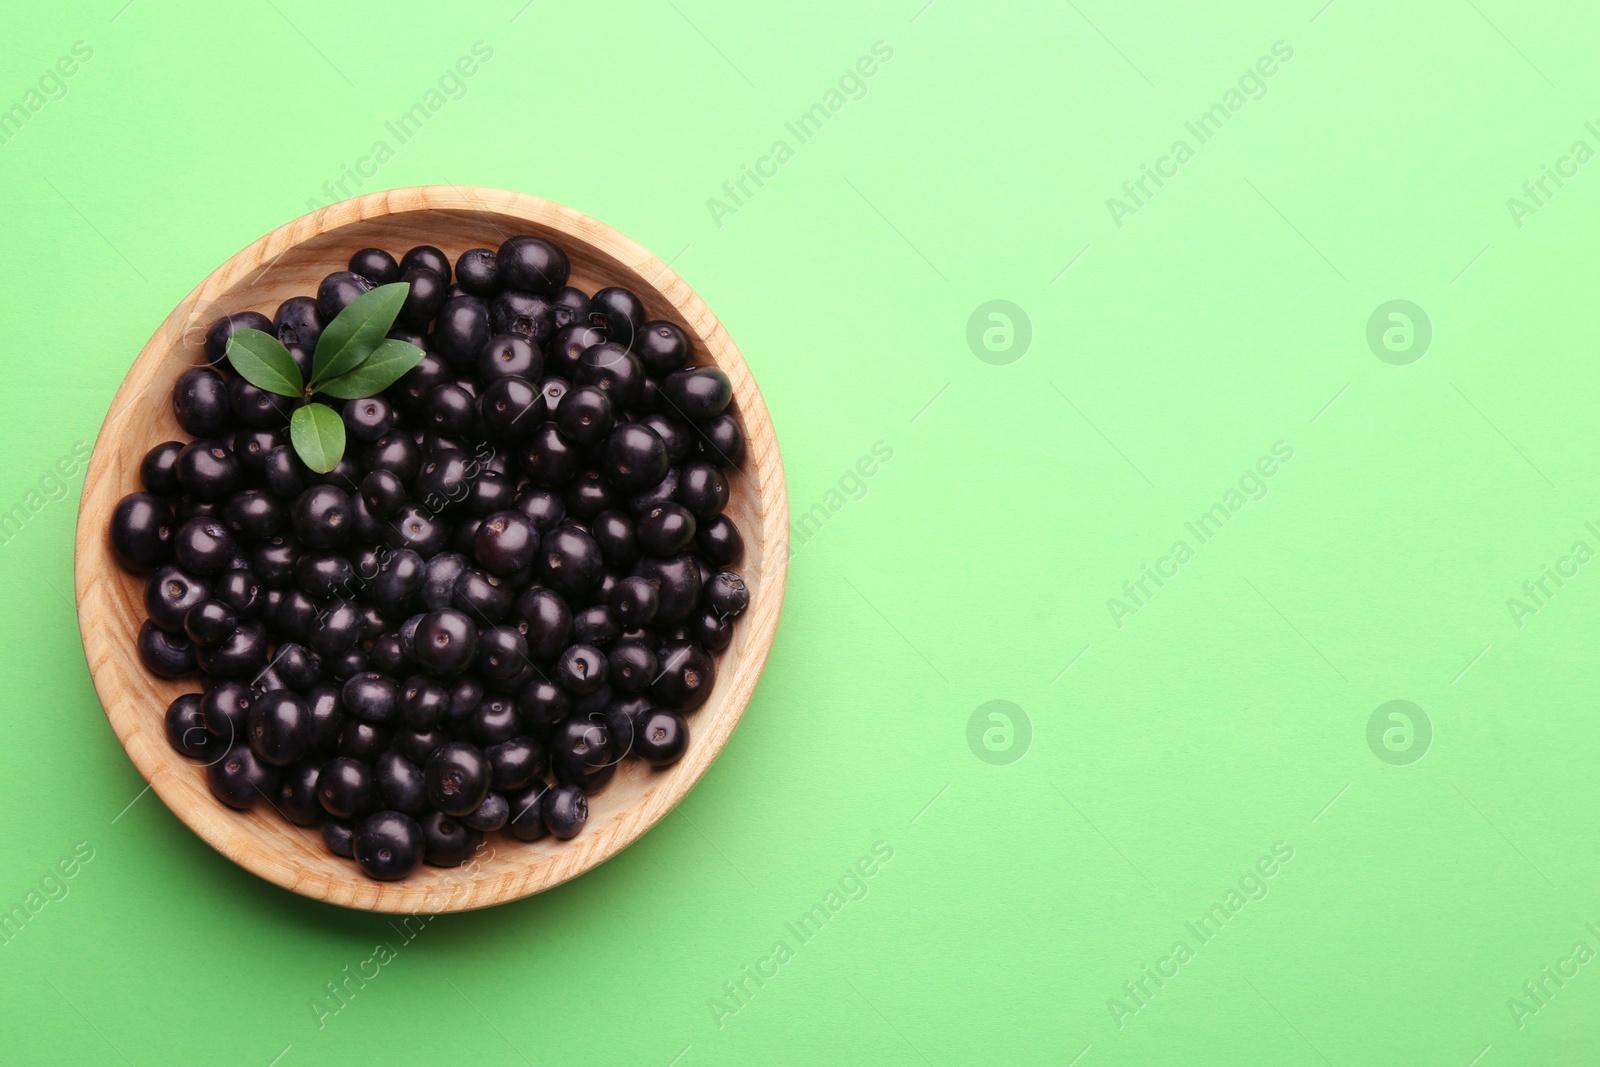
[74,185,787,912]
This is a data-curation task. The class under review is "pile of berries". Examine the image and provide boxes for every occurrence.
[108,236,751,880]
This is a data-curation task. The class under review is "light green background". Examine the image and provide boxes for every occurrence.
[2,0,1598,1063]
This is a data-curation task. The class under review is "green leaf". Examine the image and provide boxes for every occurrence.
[290,403,346,474]
[315,339,427,400]
[311,282,410,385]
[225,329,304,397]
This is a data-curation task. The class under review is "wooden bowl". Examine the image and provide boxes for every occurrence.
[74,187,787,913]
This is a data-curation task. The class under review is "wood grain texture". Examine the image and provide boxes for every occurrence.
[74,187,787,913]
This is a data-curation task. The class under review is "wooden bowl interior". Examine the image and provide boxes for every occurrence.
[75,189,785,913]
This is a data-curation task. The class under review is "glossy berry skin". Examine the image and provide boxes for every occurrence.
[214,568,264,619]
[201,680,253,741]
[309,600,362,659]
[504,785,550,840]
[636,502,696,556]
[421,810,483,867]
[354,811,424,881]
[397,266,447,328]
[425,741,490,816]
[322,818,356,857]
[318,756,377,820]
[317,270,374,321]
[173,367,231,437]
[140,441,185,495]
[676,462,729,519]
[273,296,323,351]
[610,575,660,627]
[273,762,324,826]
[478,333,541,383]
[520,424,580,488]
[248,690,312,766]
[344,396,395,443]
[707,572,750,617]
[497,235,569,295]
[165,693,213,759]
[342,672,399,724]
[696,413,746,468]
[590,510,637,570]
[195,619,269,680]
[470,695,522,745]
[697,515,744,565]
[174,518,237,577]
[111,492,175,571]
[490,290,555,345]
[638,554,702,623]
[475,511,538,576]
[455,247,499,296]
[548,717,608,779]
[556,644,608,696]
[477,626,530,686]
[586,286,646,348]
[516,588,573,660]
[223,489,286,540]
[653,640,716,710]
[600,425,669,494]
[551,286,590,329]
[349,247,400,286]
[481,377,542,442]
[184,600,238,646]
[424,383,477,437]
[564,471,615,522]
[207,745,279,809]
[229,377,291,430]
[662,367,734,420]
[203,311,274,366]
[538,526,603,595]
[541,783,589,840]
[400,244,451,284]
[146,565,212,633]
[387,505,447,557]
[485,736,545,792]
[433,295,489,370]
[177,440,243,502]
[576,343,645,408]
[608,640,658,694]
[399,675,449,729]
[414,610,479,676]
[338,721,391,763]
[462,793,510,832]
[305,684,343,756]
[292,486,353,550]
[634,708,689,767]
[412,451,474,512]
[375,751,429,816]
[420,553,469,611]
[635,321,691,377]
[692,609,734,652]
[548,324,605,377]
